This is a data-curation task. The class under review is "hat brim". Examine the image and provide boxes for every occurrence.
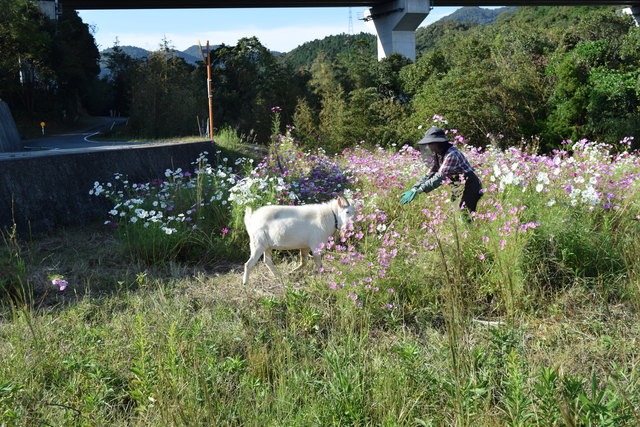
[418,135,449,145]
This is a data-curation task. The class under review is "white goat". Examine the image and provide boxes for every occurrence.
[242,195,355,285]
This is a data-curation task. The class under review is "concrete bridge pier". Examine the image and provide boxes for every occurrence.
[35,1,60,19]
[364,0,431,61]
[631,5,640,25]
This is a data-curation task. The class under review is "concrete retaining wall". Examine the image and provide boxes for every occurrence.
[0,101,22,153]
[0,141,215,234]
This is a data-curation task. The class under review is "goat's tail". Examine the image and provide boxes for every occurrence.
[244,206,253,228]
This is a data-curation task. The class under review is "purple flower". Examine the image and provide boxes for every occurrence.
[52,278,68,291]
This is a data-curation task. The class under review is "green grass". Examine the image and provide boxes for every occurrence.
[1,222,639,426]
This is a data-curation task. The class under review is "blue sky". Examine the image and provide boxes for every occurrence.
[77,6,466,53]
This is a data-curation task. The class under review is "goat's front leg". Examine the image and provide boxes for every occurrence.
[311,250,323,273]
[292,249,309,272]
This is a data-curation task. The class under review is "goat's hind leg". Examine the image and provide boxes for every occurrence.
[292,249,310,273]
[243,243,264,285]
[263,249,281,279]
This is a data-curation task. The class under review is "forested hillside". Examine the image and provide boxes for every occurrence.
[283,32,376,70]
[1,3,638,150]
[442,5,517,24]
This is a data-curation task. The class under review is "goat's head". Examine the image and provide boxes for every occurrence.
[336,195,356,228]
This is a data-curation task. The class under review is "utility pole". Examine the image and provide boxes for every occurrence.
[198,40,214,141]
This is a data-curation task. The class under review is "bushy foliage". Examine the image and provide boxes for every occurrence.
[210,37,310,143]
[91,129,353,263]
[283,32,376,71]
[90,150,249,262]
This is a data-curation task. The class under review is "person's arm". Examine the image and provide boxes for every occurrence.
[412,172,446,194]
[412,152,447,194]
[400,153,444,204]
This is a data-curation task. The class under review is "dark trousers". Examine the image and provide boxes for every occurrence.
[460,172,482,212]
[451,172,482,213]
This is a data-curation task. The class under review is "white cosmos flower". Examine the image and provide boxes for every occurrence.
[582,185,600,205]
[536,172,549,184]
[135,208,148,218]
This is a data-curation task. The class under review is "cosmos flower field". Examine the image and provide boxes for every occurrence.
[91,122,640,319]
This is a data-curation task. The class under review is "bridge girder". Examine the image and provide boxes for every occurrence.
[61,0,637,10]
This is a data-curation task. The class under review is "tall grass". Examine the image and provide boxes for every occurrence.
[2,121,639,425]
[0,223,26,301]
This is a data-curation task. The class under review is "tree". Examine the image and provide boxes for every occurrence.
[128,41,200,138]
[47,8,100,121]
[544,9,638,145]
[0,1,100,125]
[210,37,308,142]
[0,0,53,115]
[102,40,139,116]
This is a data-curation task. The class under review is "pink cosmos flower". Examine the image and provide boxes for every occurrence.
[52,278,68,291]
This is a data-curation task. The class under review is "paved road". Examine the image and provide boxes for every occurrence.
[0,117,156,161]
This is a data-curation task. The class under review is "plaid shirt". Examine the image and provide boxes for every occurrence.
[413,145,477,194]
[429,146,474,178]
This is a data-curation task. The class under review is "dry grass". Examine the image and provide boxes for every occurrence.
[20,223,320,310]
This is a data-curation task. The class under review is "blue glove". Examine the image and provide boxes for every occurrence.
[400,189,417,205]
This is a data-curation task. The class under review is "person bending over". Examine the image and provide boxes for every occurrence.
[400,126,482,213]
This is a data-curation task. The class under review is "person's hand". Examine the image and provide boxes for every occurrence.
[400,189,417,205]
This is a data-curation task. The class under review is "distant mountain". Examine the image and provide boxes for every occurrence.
[102,45,150,60]
[183,45,206,61]
[102,45,201,65]
[415,7,518,56]
[99,45,202,77]
[98,45,151,78]
[182,44,226,63]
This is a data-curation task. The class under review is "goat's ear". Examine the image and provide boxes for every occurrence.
[337,195,349,207]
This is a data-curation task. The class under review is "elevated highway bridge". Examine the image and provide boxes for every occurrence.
[49,0,640,59]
